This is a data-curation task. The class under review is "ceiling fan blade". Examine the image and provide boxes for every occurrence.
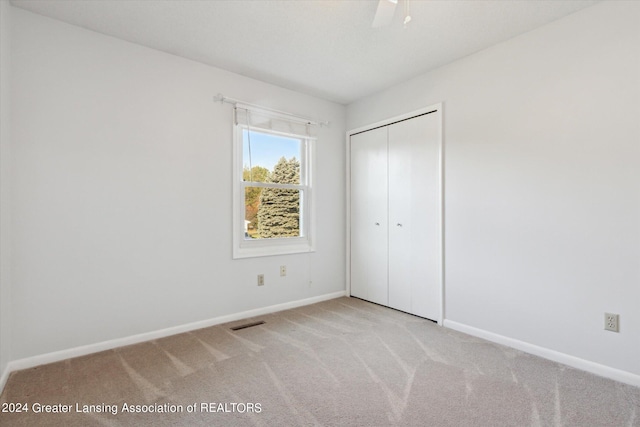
[372,0,398,28]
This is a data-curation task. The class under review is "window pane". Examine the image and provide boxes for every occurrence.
[243,130,301,185]
[244,186,263,239]
[245,187,301,239]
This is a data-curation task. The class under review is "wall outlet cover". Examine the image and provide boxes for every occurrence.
[604,313,619,332]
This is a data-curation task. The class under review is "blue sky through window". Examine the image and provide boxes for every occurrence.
[243,130,301,171]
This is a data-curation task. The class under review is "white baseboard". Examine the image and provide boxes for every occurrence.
[444,319,640,388]
[0,363,10,396]
[0,290,346,393]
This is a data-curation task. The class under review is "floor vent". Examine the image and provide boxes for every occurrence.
[230,321,265,331]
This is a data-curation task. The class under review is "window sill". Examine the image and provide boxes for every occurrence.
[233,241,315,259]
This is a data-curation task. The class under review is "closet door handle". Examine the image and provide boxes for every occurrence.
[396,223,403,227]
[375,222,380,226]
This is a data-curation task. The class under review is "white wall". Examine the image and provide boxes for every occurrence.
[0,0,13,379]
[348,1,640,378]
[10,8,345,361]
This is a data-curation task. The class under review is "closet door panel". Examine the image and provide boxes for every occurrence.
[387,119,414,314]
[350,127,388,306]
[388,113,440,319]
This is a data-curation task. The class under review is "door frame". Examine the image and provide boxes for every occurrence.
[345,103,444,325]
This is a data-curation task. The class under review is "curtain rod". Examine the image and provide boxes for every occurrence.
[213,93,329,127]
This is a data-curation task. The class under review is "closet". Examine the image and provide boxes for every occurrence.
[349,107,441,321]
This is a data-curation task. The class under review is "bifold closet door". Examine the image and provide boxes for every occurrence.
[350,127,388,306]
[388,113,440,320]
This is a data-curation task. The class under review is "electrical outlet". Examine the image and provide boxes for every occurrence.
[604,313,619,332]
[280,265,286,277]
[257,274,264,286]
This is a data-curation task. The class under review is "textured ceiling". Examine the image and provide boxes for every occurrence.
[11,0,599,104]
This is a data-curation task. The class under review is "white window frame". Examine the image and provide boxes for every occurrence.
[232,123,316,259]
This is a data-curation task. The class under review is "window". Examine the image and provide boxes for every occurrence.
[232,106,315,258]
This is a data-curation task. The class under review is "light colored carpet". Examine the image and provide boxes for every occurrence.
[1,297,638,426]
